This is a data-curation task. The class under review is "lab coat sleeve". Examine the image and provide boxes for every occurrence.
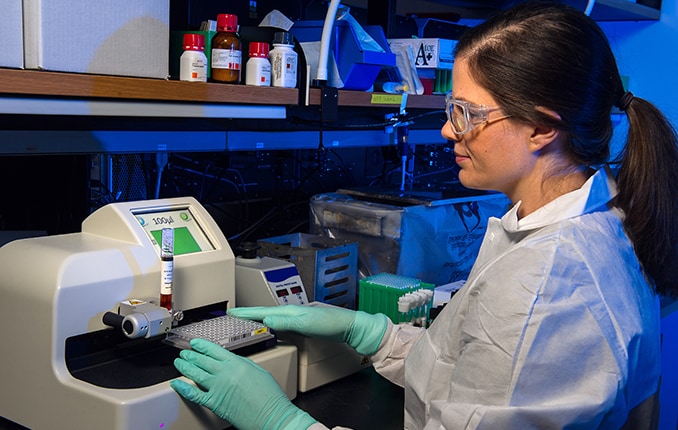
[371,319,427,388]
[429,302,624,429]
[409,236,655,429]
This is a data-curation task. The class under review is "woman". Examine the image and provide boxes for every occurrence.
[170,2,678,428]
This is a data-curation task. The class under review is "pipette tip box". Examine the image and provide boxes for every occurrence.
[358,273,434,323]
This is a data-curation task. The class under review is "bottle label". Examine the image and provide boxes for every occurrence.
[212,48,242,70]
[190,60,206,80]
[245,58,271,86]
[271,51,297,88]
[180,52,207,82]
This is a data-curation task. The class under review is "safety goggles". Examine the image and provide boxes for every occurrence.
[445,93,511,135]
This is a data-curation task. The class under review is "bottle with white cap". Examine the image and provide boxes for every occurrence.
[245,42,271,86]
[269,31,298,88]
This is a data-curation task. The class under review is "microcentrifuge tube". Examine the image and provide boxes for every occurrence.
[420,289,434,327]
[413,291,426,327]
[398,296,410,324]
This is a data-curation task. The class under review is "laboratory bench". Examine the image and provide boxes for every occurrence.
[0,366,404,430]
[293,366,405,429]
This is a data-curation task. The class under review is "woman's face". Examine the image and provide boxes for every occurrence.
[442,58,537,200]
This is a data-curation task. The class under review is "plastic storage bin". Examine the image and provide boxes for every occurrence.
[310,191,510,286]
[257,233,358,309]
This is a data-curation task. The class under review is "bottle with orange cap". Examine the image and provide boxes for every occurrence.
[211,14,242,84]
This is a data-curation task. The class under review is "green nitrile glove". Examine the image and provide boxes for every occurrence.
[229,304,389,356]
[171,338,317,430]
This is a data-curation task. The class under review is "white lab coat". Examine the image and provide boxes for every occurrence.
[310,167,661,430]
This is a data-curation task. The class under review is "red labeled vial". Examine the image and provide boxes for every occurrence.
[180,33,207,82]
[245,42,271,86]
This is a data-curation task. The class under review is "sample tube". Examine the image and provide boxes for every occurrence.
[160,228,174,312]
[403,293,415,324]
[413,291,426,327]
[423,289,434,327]
[398,295,410,324]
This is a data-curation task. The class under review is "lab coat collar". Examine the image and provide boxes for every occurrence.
[501,166,618,233]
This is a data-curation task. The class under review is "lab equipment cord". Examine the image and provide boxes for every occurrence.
[584,0,596,16]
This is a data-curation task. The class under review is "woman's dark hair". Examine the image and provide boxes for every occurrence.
[455,1,678,297]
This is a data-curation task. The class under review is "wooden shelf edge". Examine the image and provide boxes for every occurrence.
[0,68,299,106]
[0,68,446,111]
[308,87,445,110]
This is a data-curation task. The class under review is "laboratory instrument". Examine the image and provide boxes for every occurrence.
[257,232,358,309]
[235,241,309,307]
[235,246,369,392]
[0,197,297,430]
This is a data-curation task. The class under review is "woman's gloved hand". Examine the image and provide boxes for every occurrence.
[229,304,389,356]
[170,338,317,430]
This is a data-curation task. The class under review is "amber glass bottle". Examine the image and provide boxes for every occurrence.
[211,14,242,83]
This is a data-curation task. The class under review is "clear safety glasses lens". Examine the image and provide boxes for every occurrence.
[449,103,471,134]
[445,94,508,136]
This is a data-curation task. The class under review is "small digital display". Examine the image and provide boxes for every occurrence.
[134,207,214,255]
[290,286,303,294]
[276,289,289,298]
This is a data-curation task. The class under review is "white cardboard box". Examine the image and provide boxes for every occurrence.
[388,38,456,69]
[23,0,169,79]
[0,0,24,68]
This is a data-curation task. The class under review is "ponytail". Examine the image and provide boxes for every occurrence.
[616,96,678,297]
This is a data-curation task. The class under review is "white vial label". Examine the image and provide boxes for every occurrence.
[161,259,174,294]
[180,51,207,82]
[212,48,242,70]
